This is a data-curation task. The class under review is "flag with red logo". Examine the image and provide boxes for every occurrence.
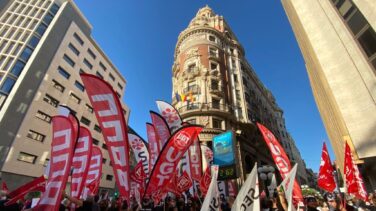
[177,171,193,193]
[144,125,202,198]
[318,142,336,192]
[156,101,182,133]
[200,165,212,195]
[201,145,213,172]
[82,146,103,199]
[80,74,130,201]
[201,165,219,211]
[130,161,147,184]
[150,111,171,149]
[257,123,303,206]
[165,172,180,196]
[188,136,202,182]
[5,176,46,206]
[344,142,368,201]
[34,116,75,211]
[128,131,150,176]
[146,123,160,172]
[71,127,93,207]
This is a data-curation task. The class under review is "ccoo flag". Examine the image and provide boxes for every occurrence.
[317,142,336,192]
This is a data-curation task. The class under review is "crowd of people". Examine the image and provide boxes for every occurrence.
[1,188,376,210]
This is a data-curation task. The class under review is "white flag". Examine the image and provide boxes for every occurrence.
[267,173,277,197]
[201,165,220,211]
[280,164,298,211]
[231,163,260,211]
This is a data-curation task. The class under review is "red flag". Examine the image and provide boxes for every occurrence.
[130,161,147,184]
[5,176,46,206]
[165,172,180,196]
[71,127,93,204]
[318,142,336,192]
[35,116,75,211]
[200,166,211,195]
[156,101,182,132]
[188,137,202,182]
[82,146,103,199]
[344,142,368,201]
[146,123,160,172]
[128,132,150,176]
[150,111,171,149]
[80,74,131,201]
[2,182,8,192]
[257,123,303,206]
[177,171,193,193]
[144,125,202,198]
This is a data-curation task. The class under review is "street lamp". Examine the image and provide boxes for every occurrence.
[257,165,275,198]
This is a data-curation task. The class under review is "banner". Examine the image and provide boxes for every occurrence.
[200,166,212,195]
[344,142,368,201]
[257,123,303,205]
[71,127,93,205]
[128,132,150,176]
[201,165,219,211]
[231,163,260,211]
[146,123,160,172]
[35,116,75,211]
[150,111,171,149]
[144,125,202,197]
[280,164,298,211]
[156,100,182,132]
[5,176,46,206]
[318,142,336,192]
[80,74,130,201]
[82,146,103,199]
[201,145,213,172]
[189,137,202,182]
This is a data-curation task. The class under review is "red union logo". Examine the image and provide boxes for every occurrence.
[174,131,191,150]
[178,178,189,189]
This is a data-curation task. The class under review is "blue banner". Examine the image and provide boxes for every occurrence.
[213,131,235,166]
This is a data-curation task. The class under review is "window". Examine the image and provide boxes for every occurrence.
[35,23,47,37]
[69,92,81,104]
[212,118,222,129]
[186,118,196,124]
[106,174,113,181]
[209,47,218,57]
[12,43,22,56]
[102,143,107,150]
[83,59,93,69]
[17,152,37,164]
[109,73,115,81]
[27,130,45,142]
[58,66,70,79]
[211,80,219,90]
[212,98,220,109]
[210,62,218,71]
[358,29,376,57]
[50,3,60,15]
[43,94,59,107]
[94,124,102,133]
[52,79,65,92]
[117,83,123,90]
[27,35,40,49]
[74,81,84,92]
[99,62,107,71]
[209,35,216,42]
[96,71,103,79]
[102,158,107,164]
[85,104,93,113]
[68,43,79,56]
[20,47,33,61]
[35,110,51,123]
[187,63,196,72]
[0,77,16,94]
[80,116,91,126]
[42,12,53,25]
[63,54,75,67]
[5,42,15,54]
[92,138,99,145]
[73,33,84,45]
[87,49,96,59]
[347,10,367,35]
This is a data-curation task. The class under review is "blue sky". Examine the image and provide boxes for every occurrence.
[74,0,333,172]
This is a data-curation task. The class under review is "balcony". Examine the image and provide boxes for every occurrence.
[177,102,234,119]
[182,67,200,79]
[183,84,201,94]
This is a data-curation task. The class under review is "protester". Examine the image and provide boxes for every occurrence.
[306,196,319,211]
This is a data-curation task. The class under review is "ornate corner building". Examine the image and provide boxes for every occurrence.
[172,6,308,184]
